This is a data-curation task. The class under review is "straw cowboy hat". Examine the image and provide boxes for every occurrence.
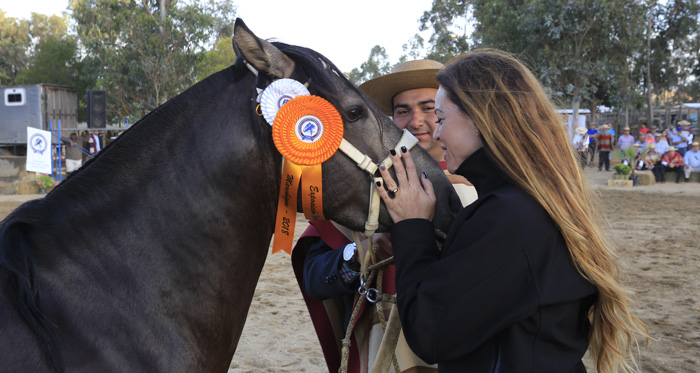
[358,59,444,115]
[654,132,662,137]
[601,124,610,129]
[575,127,587,134]
[693,142,700,147]
[623,127,631,131]
[650,144,656,148]
[679,120,690,126]
[668,146,677,151]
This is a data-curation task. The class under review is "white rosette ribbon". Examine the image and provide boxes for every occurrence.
[260,78,310,126]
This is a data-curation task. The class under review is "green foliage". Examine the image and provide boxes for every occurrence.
[35,174,57,189]
[615,144,650,176]
[0,12,32,85]
[71,0,237,123]
[348,45,392,85]
[613,163,631,175]
[195,36,236,82]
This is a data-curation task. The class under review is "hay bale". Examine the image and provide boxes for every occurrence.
[636,170,655,186]
[608,179,633,187]
[14,180,39,194]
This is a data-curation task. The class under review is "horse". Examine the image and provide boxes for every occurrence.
[0,19,461,372]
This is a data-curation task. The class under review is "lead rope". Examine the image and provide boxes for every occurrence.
[336,131,419,373]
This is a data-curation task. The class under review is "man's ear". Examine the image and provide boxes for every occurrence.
[232,18,295,79]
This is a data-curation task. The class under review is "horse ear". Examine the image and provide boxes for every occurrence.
[233,18,295,79]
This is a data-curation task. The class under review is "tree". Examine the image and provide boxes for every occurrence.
[71,0,237,123]
[469,0,646,125]
[348,45,392,85]
[415,0,470,63]
[0,12,31,85]
[195,36,236,82]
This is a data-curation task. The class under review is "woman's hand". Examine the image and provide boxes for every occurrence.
[376,147,436,223]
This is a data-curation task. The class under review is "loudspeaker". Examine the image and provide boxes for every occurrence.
[87,90,106,128]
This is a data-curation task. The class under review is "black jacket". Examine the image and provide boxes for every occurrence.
[391,148,596,372]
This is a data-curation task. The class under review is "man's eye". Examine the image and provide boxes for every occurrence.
[424,106,435,112]
[395,110,408,116]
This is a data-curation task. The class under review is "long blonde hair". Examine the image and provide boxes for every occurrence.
[437,49,648,372]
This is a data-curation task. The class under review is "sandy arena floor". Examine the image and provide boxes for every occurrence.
[1,165,698,372]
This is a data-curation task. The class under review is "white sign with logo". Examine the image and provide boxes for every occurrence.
[26,127,53,174]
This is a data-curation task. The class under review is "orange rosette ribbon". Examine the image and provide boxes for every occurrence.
[271,95,344,254]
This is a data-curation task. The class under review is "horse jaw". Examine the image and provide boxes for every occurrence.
[232,18,295,79]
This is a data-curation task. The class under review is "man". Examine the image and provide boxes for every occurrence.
[673,120,694,157]
[683,142,700,182]
[654,132,669,156]
[572,127,589,168]
[88,129,103,156]
[596,124,613,171]
[62,132,85,176]
[586,123,598,166]
[641,144,662,181]
[617,127,635,150]
[293,60,476,373]
[659,146,685,183]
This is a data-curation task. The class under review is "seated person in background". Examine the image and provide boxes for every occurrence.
[683,142,700,182]
[659,146,685,183]
[644,132,655,144]
[293,60,477,373]
[654,132,669,156]
[638,123,649,136]
[641,144,662,181]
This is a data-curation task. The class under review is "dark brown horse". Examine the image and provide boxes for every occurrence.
[0,19,460,372]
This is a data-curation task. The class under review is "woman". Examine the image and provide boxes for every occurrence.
[375,50,647,372]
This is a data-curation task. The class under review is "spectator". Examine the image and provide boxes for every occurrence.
[659,146,685,183]
[573,127,589,168]
[88,130,103,156]
[618,127,635,150]
[62,132,85,176]
[683,142,700,182]
[674,120,694,157]
[586,123,598,166]
[642,144,662,181]
[596,124,613,171]
[638,123,649,136]
[654,132,669,156]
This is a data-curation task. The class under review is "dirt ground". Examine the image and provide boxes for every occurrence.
[2,166,698,372]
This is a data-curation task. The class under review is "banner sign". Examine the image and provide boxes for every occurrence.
[26,127,53,174]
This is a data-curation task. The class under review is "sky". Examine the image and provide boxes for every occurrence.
[1,0,437,73]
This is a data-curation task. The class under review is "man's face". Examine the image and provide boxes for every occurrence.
[392,88,442,161]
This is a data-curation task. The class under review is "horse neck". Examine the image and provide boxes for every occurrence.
[47,68,282,285]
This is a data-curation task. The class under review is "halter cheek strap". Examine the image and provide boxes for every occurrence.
[337,129,419,236]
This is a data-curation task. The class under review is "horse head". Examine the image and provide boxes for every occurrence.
[232,19,461,234]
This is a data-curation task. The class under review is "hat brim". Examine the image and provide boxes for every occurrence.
[359,69,441,115]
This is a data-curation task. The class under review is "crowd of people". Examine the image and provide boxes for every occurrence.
[572,120,700,183]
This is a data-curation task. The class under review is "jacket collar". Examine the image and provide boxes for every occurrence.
[454,147,509,196]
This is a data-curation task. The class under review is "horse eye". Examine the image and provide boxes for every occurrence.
[346,107,363,122]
